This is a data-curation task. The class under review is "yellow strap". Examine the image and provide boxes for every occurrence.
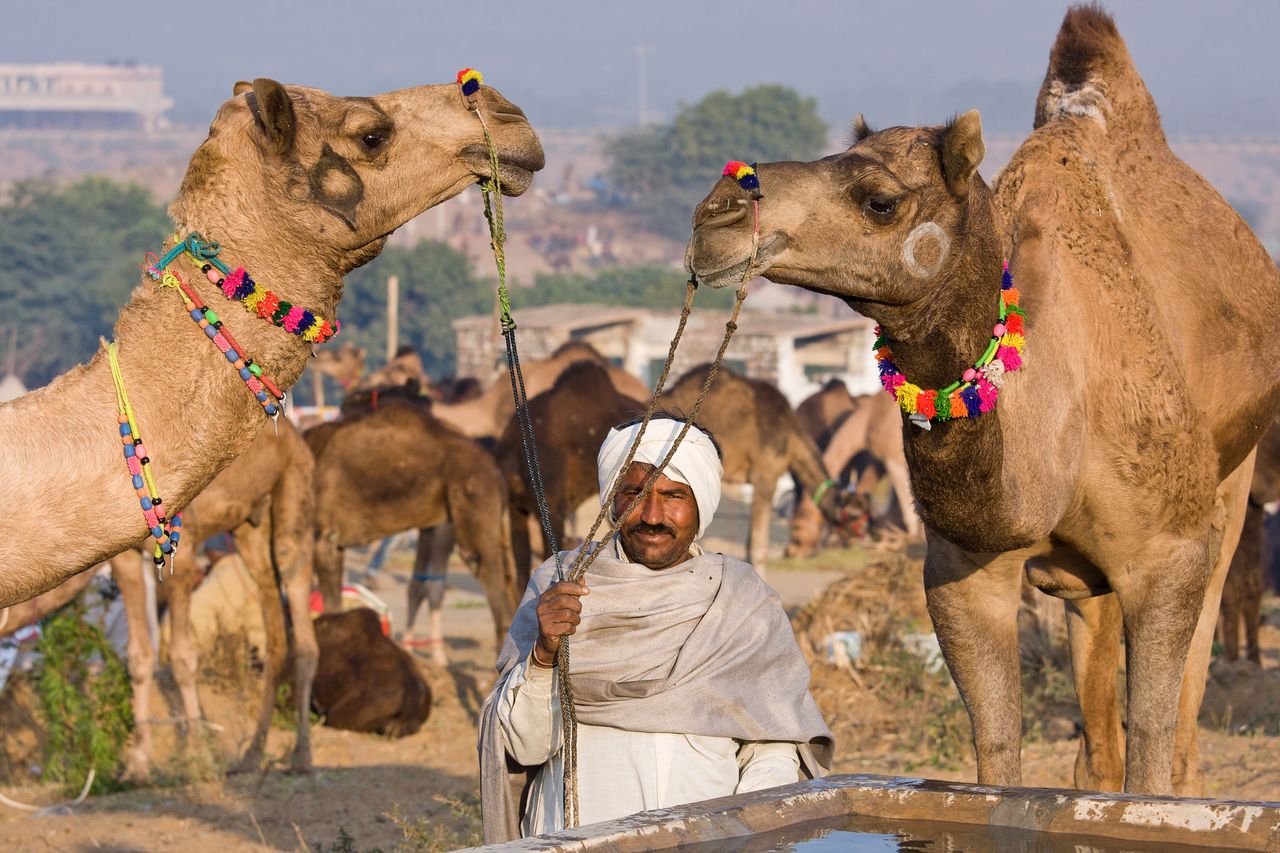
[107,341,162,501]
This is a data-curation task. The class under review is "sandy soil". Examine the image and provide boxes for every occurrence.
[1,501,1277,852]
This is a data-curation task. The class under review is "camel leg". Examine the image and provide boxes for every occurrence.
[167,543,207,749]
[405,524,452,668]
[314,534,343,613]
[113,551,156,782]
[1218,600,1241,663]
[272,450,318,775]
[1066,594,1125,791]
[884,458,921,538]
[924,535,1027,786]
[747,478,775,574]
[231,515,288,775]
[510,506,534,588]
[1244,588,1262,666]
[1168,452,1252,795]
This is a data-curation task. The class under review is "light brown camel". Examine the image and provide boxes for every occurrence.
[433,341,649,439]
[685,7,1280,794]
[789,391,920,556]
[795,378,857,447]
[494,361,641,581]
[0,76,543,606]
[1218,418,1280,664]
[118,417,318,779]
[307,395,518,654]
[309,342,366,409]
[660,363,855,570]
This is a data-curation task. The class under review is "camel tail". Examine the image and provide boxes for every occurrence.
[1033,4,1163,139]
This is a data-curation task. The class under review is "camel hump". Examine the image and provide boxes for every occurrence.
[1034,5,1161,138]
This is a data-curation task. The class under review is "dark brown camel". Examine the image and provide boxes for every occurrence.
[660,363,854,570]
[1219,418,1280,664]
[685,7,1280,794]
[307,396,518,654]
[494,361,641,581]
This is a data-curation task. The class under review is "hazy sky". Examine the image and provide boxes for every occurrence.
[2,0,1276,135]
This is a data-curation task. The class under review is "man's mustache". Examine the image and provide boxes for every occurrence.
[627,521,675,538]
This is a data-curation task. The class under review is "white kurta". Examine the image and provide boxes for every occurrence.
[497,648,801,836]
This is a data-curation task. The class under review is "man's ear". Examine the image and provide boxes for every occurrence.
[248,77,296,155]
[941,109,985,197]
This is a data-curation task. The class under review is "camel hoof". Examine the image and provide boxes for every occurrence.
[121,752,151,785]
[227,754,263,776]
[289,757,314,775]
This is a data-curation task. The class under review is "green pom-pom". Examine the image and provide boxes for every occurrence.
[936,393,951,421]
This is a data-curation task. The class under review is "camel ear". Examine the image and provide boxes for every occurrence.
[249,78,296,155]
[852,113,874,143]
[232,80,252,96]
[941,109,985,197]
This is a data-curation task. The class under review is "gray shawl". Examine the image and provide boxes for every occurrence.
[478,547,834,843]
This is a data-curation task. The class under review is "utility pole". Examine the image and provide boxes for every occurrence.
[636,44,654,126]
[386,275,400,362]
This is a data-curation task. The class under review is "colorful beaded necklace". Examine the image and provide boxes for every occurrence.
[142,254,285,418]
[875,260,1025,429]
[154,232,340,344]
[108,341,183,577]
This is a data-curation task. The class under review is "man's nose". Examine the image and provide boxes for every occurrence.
[640,490,665,525]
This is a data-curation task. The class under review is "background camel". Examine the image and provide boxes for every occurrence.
[789,391,919,557]
[660,363,854,571]
[795,379,858,448]
[104,418,318,780]
[307,396,518,654]
[431,341,649,439]
[1219,418,1280,664]
[685,6,1280,794]
[309,342,366,410]
[494,361,642,580]
[0,76,543,606]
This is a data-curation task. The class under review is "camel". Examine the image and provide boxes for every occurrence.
[684,7,1280,794]
[309,342,366,409]
[494,361,642,580]
[1219,419,1280,664]
[432,341,649,439]
[660,363,856,570]
[307,395,518,654]
[788,391,918,556]
[0,75,543,606]
[795,379,857,447]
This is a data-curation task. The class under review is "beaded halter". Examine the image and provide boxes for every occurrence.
[875,260,1025,429]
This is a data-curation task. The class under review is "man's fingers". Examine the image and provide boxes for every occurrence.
[538,593,583,614]
[545,581,589,598]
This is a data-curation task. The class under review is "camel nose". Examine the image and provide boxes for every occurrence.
[692,188,751,231]
[481,89,529,124]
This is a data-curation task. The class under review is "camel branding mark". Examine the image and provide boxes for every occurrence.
[902,221,949,279]
[308,143,365,231]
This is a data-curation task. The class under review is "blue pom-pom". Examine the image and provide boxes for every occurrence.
[738,174,760,190]
[1001,270,1013,290]
[960,386,982,418]
[461,79,480,96]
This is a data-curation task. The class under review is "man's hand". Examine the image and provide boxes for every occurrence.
[533,581,588,667]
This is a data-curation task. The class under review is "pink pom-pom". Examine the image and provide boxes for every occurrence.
[976,378,999,412]
[222,268,246,298]
[283,306,306,333]
[997,345,1022,372]
[881,373,906,394]
[963,368,977,382]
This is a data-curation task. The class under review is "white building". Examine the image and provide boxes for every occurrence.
[0,63,172,132]
[452,303,880,405]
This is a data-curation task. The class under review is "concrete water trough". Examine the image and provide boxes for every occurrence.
[462,774,1280,852]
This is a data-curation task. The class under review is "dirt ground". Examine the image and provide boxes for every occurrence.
[1,499,1278,852]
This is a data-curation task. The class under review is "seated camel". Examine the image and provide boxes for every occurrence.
[685,7,1280,794]
[311,608,431,738]
[1219,418,1280,664]
[306,395,518,659]
[494,361,643,582]
[0,75,543,607]
[660,363,856,571]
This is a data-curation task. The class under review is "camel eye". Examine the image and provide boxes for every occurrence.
[359,130,389,151]
[866,196,898,216]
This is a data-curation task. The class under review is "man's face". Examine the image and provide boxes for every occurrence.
[612,462,700,569]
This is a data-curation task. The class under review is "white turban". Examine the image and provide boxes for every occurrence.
[596,418,723,539]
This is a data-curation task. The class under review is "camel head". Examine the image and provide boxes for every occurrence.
[685,111,999,328]
[172,77,544,271]
[313,342,367,389]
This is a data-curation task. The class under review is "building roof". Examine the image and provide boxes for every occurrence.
[451,303,648,333]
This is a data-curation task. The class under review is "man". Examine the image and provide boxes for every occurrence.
[479,416,833,842]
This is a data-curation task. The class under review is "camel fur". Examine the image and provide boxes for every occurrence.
[0,76,542,606]
[685,6,1280,794]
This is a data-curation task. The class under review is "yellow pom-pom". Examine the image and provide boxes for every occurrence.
[243,288,266,313]
[897,382,921,414]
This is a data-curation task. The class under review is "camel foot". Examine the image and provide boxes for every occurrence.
[121,749,151,785]
[227,752,265,777]
[288,754,314,776]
